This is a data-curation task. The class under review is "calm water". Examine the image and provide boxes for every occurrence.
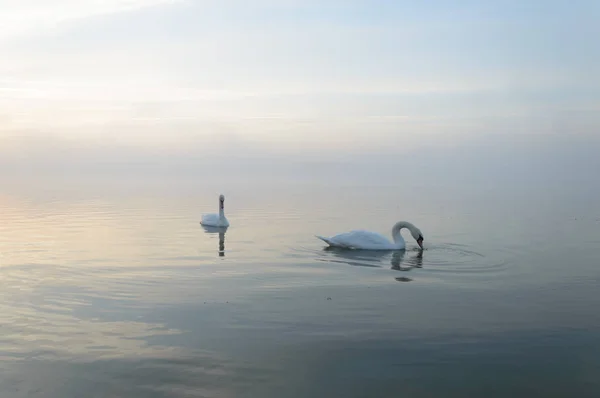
[1,179,599,397]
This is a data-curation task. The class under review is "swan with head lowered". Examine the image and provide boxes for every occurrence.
[200,194,230,228]
[316,221,424,250]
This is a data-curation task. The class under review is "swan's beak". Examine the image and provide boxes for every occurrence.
[417,237,424,249]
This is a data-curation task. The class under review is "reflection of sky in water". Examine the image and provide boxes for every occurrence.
[0,182,599,397]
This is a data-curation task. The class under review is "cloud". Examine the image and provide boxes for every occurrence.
[0,0,598,167]
[0,0,181,39]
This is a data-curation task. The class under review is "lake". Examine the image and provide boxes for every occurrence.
[1,177,599,397]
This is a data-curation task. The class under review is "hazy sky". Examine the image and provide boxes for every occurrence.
[1,0,599,181]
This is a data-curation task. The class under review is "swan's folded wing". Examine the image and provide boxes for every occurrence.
[347,230,391,246]
[316,235,354,249]
[201,213,219,225]
[324,230,392,249]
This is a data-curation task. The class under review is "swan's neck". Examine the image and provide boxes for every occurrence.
[391,221,418,244]
[219,200,225,218]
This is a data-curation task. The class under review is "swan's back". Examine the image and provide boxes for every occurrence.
[201,213,219,225]
[201,213,229,227]
[318,230,397,250]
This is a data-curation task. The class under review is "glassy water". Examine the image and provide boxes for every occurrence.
[1,179,599,397]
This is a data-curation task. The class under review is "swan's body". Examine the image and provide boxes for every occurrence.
[201,213,228,227]
[316,221,423,250]
[200,194,229,228]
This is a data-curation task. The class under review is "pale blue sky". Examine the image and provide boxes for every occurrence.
[0,0,598,181]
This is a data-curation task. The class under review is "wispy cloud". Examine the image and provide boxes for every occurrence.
[0,0,598,160]
[0,0,181,38]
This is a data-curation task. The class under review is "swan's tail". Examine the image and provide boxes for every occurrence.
[315,235,333,246]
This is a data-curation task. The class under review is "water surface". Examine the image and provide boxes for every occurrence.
[1,179,599,397]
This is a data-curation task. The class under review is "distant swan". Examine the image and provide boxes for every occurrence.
[316,221,424,250]
[200,194,230,228]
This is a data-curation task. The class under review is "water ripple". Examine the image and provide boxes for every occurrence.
[290,240,514,282]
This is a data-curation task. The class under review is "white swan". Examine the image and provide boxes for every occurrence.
[200,194,230,228]
[316,221,424,250]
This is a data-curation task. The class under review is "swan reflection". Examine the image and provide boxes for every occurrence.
[391,250,423,282]
[201,225,227,257]
[321,247,424,281]
[391,250,423,271]
[321,247,388,268]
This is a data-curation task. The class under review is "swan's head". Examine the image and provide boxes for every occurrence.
[416,235,424,249]
[219,194,225,210]
[410,228,424,249]
[219,194,225,202]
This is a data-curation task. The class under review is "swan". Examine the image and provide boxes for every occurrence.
[316,221,424,250]
[200,194,230,228]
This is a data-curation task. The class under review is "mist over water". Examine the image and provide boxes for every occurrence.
[3,129,599,190]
